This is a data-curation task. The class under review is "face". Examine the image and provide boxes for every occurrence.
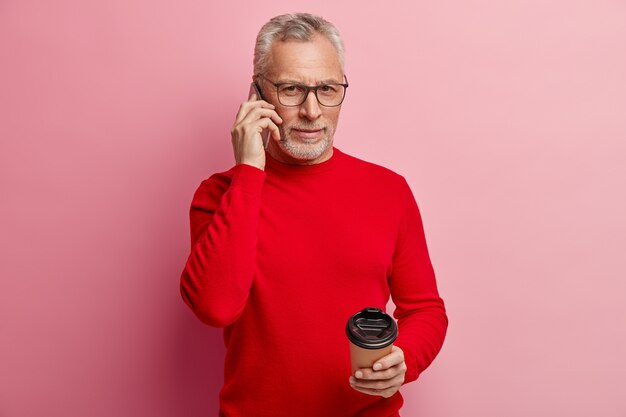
[261,33,344,165]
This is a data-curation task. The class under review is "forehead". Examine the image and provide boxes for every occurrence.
[267,33,343,82]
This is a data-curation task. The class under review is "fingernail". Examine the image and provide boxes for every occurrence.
[373,363,382,371]
[355,371,363,378]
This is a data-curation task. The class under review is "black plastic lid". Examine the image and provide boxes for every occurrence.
[345,307,398,349]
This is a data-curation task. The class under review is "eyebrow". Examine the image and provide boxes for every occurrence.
[276,78,344,85]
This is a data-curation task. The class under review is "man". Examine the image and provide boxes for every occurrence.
[180,13,447,417]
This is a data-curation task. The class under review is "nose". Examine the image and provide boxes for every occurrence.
[299,90,322,120]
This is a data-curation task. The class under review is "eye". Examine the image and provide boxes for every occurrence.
[318,85,339,95]
[279,84,305,96]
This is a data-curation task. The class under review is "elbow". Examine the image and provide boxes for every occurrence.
[439,299,450,333]
[179,274,246,328]
[193,302,245,328]
[429,298,449,342]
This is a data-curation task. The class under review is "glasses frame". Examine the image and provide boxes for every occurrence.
[256,75,349,107]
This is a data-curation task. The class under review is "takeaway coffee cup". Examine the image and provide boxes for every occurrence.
[346,307,398,373]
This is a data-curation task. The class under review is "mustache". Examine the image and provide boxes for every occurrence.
[288,124,325,131]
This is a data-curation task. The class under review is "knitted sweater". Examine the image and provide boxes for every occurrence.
[180,147,448,417]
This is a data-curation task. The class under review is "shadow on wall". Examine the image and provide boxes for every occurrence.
[158,94,235,416]
[171,309,225,416]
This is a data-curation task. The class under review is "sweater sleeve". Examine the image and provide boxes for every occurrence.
[179,164,266,327]
[389,178,448,384]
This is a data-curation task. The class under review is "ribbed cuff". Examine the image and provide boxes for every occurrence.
[230,163,266,195]
[394,341,420,384]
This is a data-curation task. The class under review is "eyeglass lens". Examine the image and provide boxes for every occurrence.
[277,84,346,106]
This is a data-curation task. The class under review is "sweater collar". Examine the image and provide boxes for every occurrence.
[265,146,343,175]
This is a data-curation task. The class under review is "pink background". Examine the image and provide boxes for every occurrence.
[1,1,625,416]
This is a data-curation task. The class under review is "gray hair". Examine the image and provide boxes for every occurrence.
[253,13,345,77]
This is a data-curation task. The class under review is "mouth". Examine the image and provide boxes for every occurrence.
[291,128,325,140]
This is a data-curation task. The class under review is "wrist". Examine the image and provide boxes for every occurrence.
[238,160,265,171]
[231,163,267,195]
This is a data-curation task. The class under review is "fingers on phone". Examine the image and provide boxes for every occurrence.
[261,112,282,142]
[252,98,275,109]
[268,121,281,142]
[245,108,282,126]
[234,101,281,144]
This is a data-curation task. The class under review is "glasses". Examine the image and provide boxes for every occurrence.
[257,75,349,107]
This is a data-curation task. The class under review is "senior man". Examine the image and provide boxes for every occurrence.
[180,12,448,417]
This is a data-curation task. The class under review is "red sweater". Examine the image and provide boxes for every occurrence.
[180,148,447,417]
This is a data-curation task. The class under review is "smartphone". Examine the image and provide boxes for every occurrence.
[249,83,270,149]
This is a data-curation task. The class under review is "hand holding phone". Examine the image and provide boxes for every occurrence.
[248,83,271,149]
[230,82,282,170]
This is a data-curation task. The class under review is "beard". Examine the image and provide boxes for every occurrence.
[276,122,335,162]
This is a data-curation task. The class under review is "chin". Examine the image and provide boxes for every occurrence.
[280,137,332,162]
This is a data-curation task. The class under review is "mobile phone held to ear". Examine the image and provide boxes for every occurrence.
[249,83,270,149]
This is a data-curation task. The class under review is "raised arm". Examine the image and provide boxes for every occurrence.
[180,90,281,327]
[179,165,266,327]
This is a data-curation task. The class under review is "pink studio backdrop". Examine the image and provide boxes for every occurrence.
[1,1,625,416]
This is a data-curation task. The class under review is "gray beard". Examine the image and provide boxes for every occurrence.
[277,125,334,161]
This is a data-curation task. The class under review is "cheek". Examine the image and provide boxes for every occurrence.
[325,109,341,126]
[277,109,298,126]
